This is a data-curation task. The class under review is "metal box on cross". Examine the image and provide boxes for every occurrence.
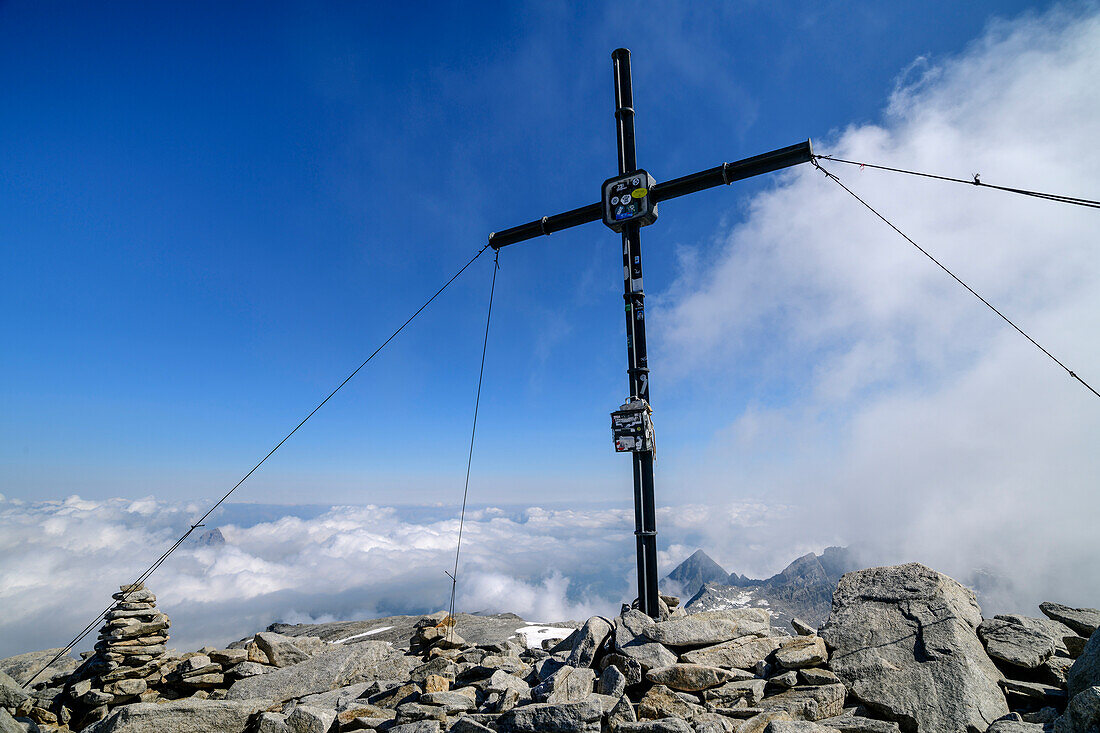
[602,170,658,232]
[611,398,655,454]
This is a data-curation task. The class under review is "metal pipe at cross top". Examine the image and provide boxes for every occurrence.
[489,48,814,618]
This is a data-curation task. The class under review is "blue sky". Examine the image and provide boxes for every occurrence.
[1,0,1092,508]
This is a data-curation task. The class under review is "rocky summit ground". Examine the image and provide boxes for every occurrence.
[2,562,1100,733]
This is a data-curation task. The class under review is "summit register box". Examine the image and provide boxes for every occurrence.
[602,170,658,232]
[611,399,655,454]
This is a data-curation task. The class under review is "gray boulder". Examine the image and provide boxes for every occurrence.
[638,684,699,720]
[792,619,817,636]
[820,563,1008,733]
[0,670,28,710]
[740,712,797,732]
[645,663,737,692]
[617,640,677,674]
[565,617,612,669]
[534,657,568,684]
[702,678,767,706]
[608,694,637,729]
[776,636,828,669]
[799,668,841,686]
[612,616,679,676]
[535,666,595,704]
[450,719,496,733]
[643,609,771,647]
[83,698,271,732]
[547,660,598,704]
[765,723,843,733]
[419,690,476,713]
[1040,604,1100,638]
[253,712,291,733]
[0,709,24,733]
[1000,678,1065,705]
[771,670,800,688]
[598,665,626,698]
[995,614,1079,655]
[985,722,1044,733]
[227,661,271,679]
[599,654,644,687]
[285,705,336,733]
[816,712,901,732]
[1045,656,1076,686]
[497,698,602,732]
[394,702,446,724]
[1067,636,1091,658]
[486,669,530,698]
[253,632,326,668]
[1068,629,1100,699]
[615,610,657,648]
[757,683,847,721]
[692,711,740,733]
[0,648,80,687]
[978,619,1056,669]
[1054,686,1100,733]
[389,722,443,733]
[226,640,411,704]
[616,720,694,732]
[680,635,782,670]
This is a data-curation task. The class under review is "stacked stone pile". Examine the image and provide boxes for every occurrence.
[94,583,170,668]
[54,582,172,727]
[410,613,467,656]
[3,564,1100,733]
[1,587,327,730]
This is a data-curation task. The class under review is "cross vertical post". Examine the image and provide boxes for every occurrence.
[613,48,660,618]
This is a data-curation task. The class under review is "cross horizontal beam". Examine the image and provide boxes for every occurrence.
[488,139,813,249]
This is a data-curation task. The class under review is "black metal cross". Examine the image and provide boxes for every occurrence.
[489,48,813,618]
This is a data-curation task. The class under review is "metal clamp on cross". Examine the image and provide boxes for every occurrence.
[488,48,814,618]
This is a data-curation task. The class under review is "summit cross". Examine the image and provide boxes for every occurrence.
[488,48,813,618]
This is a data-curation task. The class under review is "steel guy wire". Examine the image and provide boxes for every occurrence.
[811,158,1099,400]
[813,154,1100,210]
[24,242,494,689]
[447,248,500,640]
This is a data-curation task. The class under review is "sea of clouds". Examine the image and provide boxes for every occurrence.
[0,494,796,658]
[0,489,1094,660]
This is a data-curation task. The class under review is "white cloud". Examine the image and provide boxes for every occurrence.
[0,493,801,658]
[653,7,1100,607]
[0,496,622,657]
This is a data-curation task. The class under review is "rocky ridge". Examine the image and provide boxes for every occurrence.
[674,548,861,630]
[1,563,1099,733]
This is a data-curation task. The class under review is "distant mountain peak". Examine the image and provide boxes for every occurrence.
[661,549,730,599]
[683,545,864,629]
[196,527,225,547]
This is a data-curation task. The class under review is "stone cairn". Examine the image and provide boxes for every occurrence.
[57,582,171,727]
[49,583,290,729]
[94,582,170,669]
[410,612,466,657]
